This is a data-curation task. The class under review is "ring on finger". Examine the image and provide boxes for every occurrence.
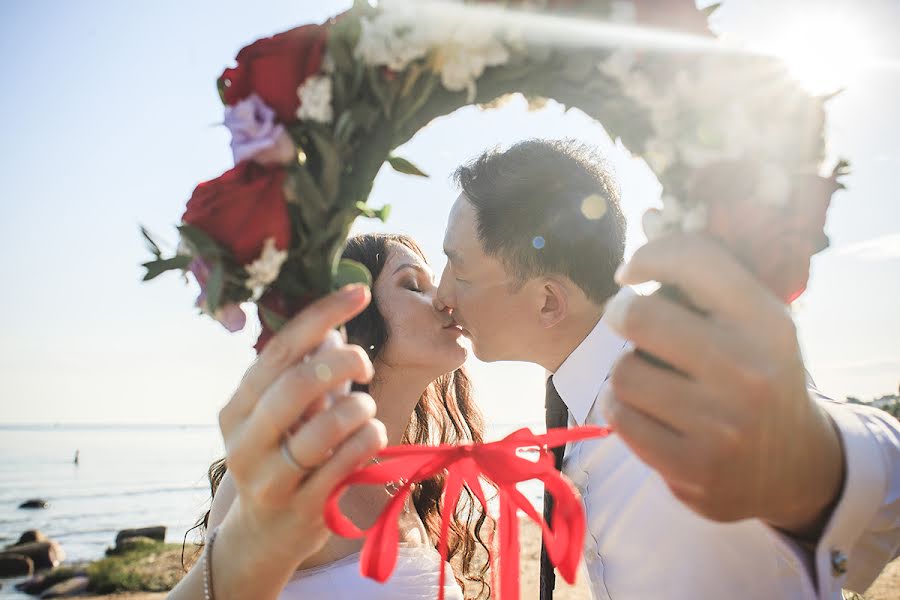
[279,437,319,475]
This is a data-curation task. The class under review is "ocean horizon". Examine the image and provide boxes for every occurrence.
[0,420,542,598]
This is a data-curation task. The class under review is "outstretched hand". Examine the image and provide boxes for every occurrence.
[214,284,387,596]
[601,233,844,538]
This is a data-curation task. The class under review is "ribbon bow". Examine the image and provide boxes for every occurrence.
[324,425,612,600]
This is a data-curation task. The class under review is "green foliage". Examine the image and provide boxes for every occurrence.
[140,226,162,259]
[259,304,288,333]
[386,155,429,177]
[333,258,373,290]
[141,255,191,281]
[204,260,226,313]
[355,201,391,222]
[177,224,226,259]
[86,541,183,594]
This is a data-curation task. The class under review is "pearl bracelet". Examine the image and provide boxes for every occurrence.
[203,526,220,600]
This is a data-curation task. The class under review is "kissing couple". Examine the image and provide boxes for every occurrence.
[170,139,899,600]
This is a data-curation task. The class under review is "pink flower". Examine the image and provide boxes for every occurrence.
[189,258,247,332]
[224,93,296,166]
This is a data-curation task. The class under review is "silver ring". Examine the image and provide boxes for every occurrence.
[280,437,316,474]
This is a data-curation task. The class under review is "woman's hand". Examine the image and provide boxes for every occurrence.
[212,284,387,599]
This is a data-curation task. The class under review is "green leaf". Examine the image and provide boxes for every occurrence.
[327,38,355,75]
[333,258,372,290]
[395,73,439,128]
[258,304,288,333]
[216,78,228,104]
[386,155,429,178]
[701,2,721,17]
[177,224,226,259]
[355,201,392,222]
[350,60,366,98]
[350,102,380,132]
[205,260,226,314]
[334,110,354,143]
[308,128,341,204]
[140,225,162,259]
[285,163,327,212]
[366,66,397,118]
[141,255,192,281]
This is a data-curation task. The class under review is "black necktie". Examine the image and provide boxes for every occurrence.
[540,376,568,600]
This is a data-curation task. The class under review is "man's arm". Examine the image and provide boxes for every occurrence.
[600,233,899,595]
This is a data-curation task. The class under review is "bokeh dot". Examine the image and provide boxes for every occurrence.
[580,193,608,220]
[314,363,333,382]
[532,236,546,249]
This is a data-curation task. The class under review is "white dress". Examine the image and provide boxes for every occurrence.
[278,498,465,600]
[278,545,465,600]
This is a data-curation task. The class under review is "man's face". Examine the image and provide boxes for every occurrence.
[434,194,541,362]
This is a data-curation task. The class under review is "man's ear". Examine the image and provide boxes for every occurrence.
[538,278,569,328]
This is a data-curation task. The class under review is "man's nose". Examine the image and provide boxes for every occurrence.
[433,277,451,313]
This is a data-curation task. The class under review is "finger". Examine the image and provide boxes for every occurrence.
[615,234,781,323]
[603,291,731,379]
[222,285,371,428]
[303,418,388,500]
[285,393,378,469]
[608,351,712,434]
[599,386,693,484]
[246,345,375,449]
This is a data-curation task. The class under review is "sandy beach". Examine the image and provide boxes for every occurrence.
[67,518,898,599]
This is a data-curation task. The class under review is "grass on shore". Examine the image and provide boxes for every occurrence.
[85,539,193,594]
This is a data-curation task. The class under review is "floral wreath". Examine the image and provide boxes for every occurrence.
[142,0,845,352]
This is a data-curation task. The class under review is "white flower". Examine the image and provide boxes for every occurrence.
[296,75,334,123]
[355,2,432,71]
[355,0,511,102]
[245,238,289,299]
[434,23,509,102]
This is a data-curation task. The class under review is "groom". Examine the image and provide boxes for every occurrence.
[433,139,900,599]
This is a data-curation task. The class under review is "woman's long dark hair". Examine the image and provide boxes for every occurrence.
[188,233,494,598]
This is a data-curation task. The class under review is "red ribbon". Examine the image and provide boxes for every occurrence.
[324,426,612,600]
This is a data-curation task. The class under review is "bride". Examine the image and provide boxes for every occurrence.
[169,233,493,600]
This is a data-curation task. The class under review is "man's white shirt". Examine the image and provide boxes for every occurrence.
[551,297,900,599]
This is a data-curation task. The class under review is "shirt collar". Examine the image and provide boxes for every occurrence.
[552,288,631,426]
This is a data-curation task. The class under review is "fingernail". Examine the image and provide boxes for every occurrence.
[339,283,367,301]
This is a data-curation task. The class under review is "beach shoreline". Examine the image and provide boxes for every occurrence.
[32,519,897,600]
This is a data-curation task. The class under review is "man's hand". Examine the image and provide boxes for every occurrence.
[601,233,845,538]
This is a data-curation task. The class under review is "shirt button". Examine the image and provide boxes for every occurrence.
[830,550,848,577]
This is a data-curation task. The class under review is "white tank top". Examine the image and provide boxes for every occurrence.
[278,544,465,600]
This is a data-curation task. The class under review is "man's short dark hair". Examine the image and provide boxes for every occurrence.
[453,139,626,305]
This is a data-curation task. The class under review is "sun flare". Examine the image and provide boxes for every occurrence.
[763,12,875,94]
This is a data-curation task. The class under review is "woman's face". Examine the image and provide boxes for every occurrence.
[374,243,467,376]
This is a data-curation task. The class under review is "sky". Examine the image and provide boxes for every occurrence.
[0,0,898,426]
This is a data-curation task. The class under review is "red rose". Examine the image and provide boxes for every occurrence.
[182,161,291,265]
[253,289,315,354]
[220,24,328,124]
[695,162,838,303]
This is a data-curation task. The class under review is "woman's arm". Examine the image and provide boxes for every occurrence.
[169,500,317,600]
[207,472,237,533]
[168,286,386,600]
